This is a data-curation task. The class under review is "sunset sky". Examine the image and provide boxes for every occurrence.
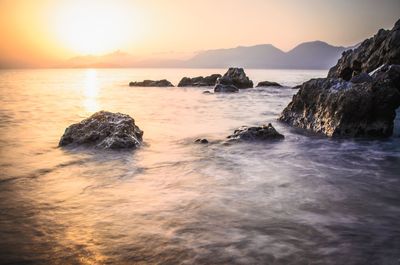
[0,0,399,68]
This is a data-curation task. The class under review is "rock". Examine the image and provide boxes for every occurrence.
[350,72,373,83]
[178,74,221,87]
[202,91,212,94]
[129,79,173,87]
[227,123,284,141]
[328,19,400,81]
[256,81,282,87]
[214,84,239,93]
[279,64,400,137]
[216,67,253,89]
[59,111,143,149]
[195,138,209,144]
[292,84,302,89]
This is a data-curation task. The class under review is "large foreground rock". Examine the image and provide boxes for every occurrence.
[279,65,400,137]
[227,123,284,141]
[178,74,221,87]
[59,111,143,149]
[129,79,173,87]
[216,68,253,89]
[328,19,400,81]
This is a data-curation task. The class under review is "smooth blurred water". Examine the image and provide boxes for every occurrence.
[0,68,399,265]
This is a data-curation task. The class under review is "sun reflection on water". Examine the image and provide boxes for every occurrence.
[83,69,100,113]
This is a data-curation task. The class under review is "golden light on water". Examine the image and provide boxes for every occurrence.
[83,69,100,113]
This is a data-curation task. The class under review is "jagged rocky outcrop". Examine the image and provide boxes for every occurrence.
[227,123,284,141]
[217,68,253,88]
[129,79,173,87]
[256,81,282,87]
[59,111,143,149]
[279,65,400,137]
[178,74,221,87]
[280,19,400,138]
[328,19,400,81]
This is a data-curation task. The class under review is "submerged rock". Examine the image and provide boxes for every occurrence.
[227,123,284,141]
[178,74,221,87]
[256,81,282,87]
[216,67,253,89]
[129,79,173,87]
[214,84,239,93]
[202,90,212,94]
[195,138,209,144]
[279,65,400,137]
[59,111,143,149]
[328,19,400,81]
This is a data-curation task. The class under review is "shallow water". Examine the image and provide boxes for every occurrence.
[0,68,399,265]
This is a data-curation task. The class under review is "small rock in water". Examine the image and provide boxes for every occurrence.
[256,81,282,87]
[227,123,284,141]
[195,138,209,144]
[129,79,173,87]
[214,84,239,93]
[178,74,221,87]
[202,91,212,94]
[59,111,143,149]
[216,67,253,89]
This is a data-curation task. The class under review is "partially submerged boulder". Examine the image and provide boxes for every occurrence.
[328,19,400,81]
[256,81,282,87]
[214,84,239,93]
[59,111,143,149]
[279,65,400,137]
[178,74,221,87]
[227,123,284,141]
[216,67,253,89]
[129,79,173,87]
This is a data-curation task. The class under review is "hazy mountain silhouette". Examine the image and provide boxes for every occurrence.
[62,41,348,69]
[183,41,347,69]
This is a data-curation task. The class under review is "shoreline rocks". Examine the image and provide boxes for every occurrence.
[129,79,173,87]
[256,81,282,87]
[328,19,400,81]
[279,19,400,138]
[214,84,239,93]
[178,74,221,87]
[59,111,143,149]
[279,65,400,137]
[227,123,284,141]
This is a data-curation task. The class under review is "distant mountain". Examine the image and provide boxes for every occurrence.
[183,41,347,69]
[61,41,349,69]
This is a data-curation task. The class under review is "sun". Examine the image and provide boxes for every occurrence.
[51,1,134,55]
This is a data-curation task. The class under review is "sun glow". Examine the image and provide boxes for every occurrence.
[51,1,135,55]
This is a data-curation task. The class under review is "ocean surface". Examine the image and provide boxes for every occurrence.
[0,68,399,265]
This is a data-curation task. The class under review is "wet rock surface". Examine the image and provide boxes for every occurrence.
[59,111,143,149]
[178,74,221,87]
[216,67,253,89]
[328,19,400,81]
[279,65,400,137]
[214,84,239,93]
[256,81,282,87]
[195,138,209,144]
[227,123,284,141]
[129,79,173,87]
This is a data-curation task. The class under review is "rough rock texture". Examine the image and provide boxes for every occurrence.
[216,68,253,89]
[178,74,221,87]
[328,19,400,81]
[256,81,282,87]
[279,65,400,137]
[59,111,143,149]
[350,72,373,83]
[129,79,173,87]
[214,84,239,93]
[227,123,284,141]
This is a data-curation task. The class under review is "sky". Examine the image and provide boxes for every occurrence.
[0,0,399,68]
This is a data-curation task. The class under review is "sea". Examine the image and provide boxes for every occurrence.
[0,68,399,265]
